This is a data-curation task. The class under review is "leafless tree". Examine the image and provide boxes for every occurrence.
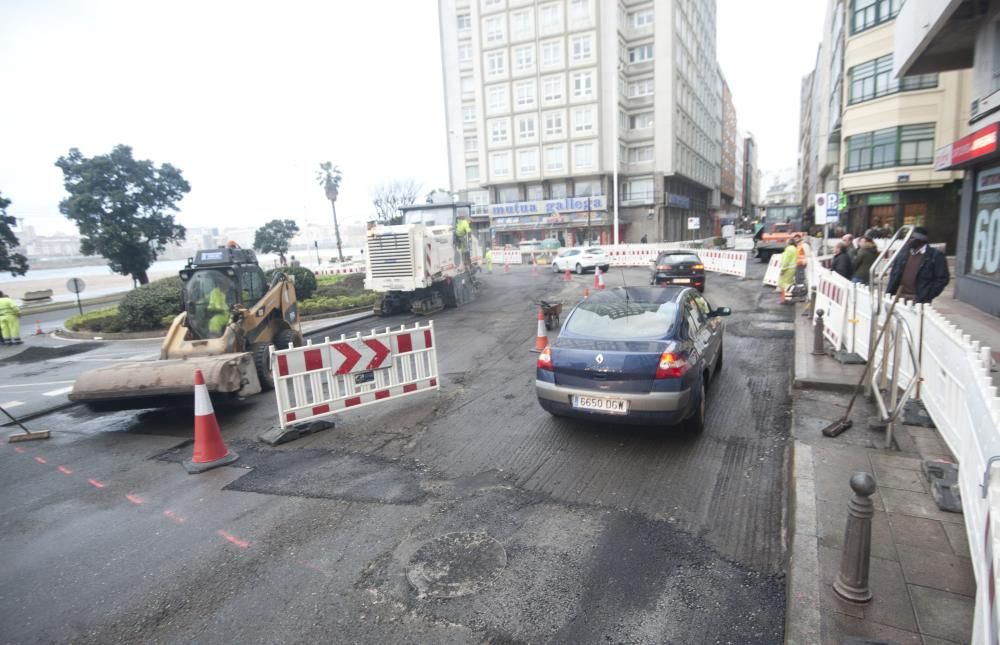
[371,179,421,225]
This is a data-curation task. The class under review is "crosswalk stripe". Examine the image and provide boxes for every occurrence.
[42,386,73,397]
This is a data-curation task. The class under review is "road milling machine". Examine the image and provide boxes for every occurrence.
[70,247,303,410]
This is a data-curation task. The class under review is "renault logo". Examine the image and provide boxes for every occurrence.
[595,353,604,364]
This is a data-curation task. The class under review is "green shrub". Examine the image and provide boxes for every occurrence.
[65,307,126,333]
[264,267,317,300]
[118,276,183,331]
[314,273,366,299]
[713,237,727,247]
[299,292,379,316]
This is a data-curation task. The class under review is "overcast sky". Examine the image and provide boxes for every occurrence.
[1,0,825,237]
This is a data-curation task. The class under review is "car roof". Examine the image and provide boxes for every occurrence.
[656,250,701,256]
[585,285,689,305]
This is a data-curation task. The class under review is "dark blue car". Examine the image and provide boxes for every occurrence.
[536,286,730,431]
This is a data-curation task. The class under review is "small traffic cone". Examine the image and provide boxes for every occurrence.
[33,320,44,336]
[531,262,539,277]
[504,262,511,274]
[563,268,572,282]
[532,307,548,353]
[595,267,605,290]
[583,287,590,298]
[183,369,239,474]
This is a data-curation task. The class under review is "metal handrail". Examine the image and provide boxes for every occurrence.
[870,303,921,448]
[864,225,913,399]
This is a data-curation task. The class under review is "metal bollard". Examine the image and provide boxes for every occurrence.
[813,309,826,355]
[833,472,877,603]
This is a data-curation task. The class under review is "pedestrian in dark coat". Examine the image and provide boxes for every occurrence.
[886,227,950,303]
[852,236,878,285]
[831,242,853,280]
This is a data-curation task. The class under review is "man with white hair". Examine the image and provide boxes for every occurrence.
[841,233,857,263]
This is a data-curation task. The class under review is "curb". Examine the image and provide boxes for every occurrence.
[55,328,165,341]
[791,376,858,393]
[784,438,822,645]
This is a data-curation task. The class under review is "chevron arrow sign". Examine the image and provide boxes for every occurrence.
[330,338,392,375]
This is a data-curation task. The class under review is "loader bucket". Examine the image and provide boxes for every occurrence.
[69,352,262,411]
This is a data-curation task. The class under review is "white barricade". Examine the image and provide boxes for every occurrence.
[314,262,366,277]
[814,270,852,351]
[270,322,440,430]
[494,249,523,265]
[679,248,747,278]
[762,255,781,287]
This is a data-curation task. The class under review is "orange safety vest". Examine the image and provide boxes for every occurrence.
[796,244,807,267]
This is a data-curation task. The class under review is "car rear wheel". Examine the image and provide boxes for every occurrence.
[575,263,584,275]
[687,379,706,434]
[552,262,560,273]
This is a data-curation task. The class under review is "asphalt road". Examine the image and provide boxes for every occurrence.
[0,261,794,644]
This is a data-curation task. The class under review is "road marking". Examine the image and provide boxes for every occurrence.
[34,456,47,464]
[216,530,250,548]
[163,510,186,524]
[0,380,74,390]
[0,401,24,408]
[13,447,25,453]
[87,479,106,489]
[126,494,144,505]
[42,386,73,397]
[57,465,73,475]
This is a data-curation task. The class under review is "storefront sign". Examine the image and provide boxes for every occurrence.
[687,217,700,230]
[866,193,894,206]
[667,193,691,209]
[971,165,1000,283]
[935,123,1000,170]
[490,211,608,231]
[971,89,1000,123]
[488,196,606,217]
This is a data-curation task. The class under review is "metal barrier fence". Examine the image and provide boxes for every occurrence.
[493,250,523,265]
[270,322,440,430]
[814,270,852,349]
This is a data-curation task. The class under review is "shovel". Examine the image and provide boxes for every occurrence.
[821,290,903,438]
[3,405,51,443]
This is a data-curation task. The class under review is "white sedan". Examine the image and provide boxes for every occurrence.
[551,247,611,275]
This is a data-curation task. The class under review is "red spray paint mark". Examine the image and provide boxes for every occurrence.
[57,465,73,475]
[216,530,250,549]
[163,510,186,524]
[126,494,144,505]
[13,447,25,453]
[34,456,47,464]
[87,479,106,489]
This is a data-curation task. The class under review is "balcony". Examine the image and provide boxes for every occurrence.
[895,0,980,76]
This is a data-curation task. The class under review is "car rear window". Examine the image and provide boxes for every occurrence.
[585,247,604,254]
[564,301,679,339]
[657,254,700,264]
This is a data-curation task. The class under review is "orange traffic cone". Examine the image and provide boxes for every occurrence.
[33,320,44,336]
[531,262,539,277]
[183,369,239,474]
[583,287,590,298]
[563,268,572,282]
[532,307,548,353]
[594,266,605,290]
[504,262,511,274]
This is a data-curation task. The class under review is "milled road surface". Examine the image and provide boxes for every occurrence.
[0,261,793,644]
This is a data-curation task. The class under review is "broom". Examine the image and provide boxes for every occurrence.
[821,290,903,438]
[3,405,51,443]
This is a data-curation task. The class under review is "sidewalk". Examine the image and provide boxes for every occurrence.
[786,303,975,644]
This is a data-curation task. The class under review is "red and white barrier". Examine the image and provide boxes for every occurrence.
[762,255,781,287]
[314,262,366,277]
[813,271,852,349]
[270,322,440,430]
[493,250,523,265]
[679,248,748,278]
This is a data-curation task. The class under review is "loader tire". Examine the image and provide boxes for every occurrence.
[253,343,275,391]
[275,328,304,350]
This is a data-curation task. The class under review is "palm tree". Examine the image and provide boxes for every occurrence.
[316,162,344,262]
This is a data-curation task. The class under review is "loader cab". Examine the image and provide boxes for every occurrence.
[179,248,269,339]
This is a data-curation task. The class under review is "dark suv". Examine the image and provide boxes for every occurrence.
[650,251,706,292]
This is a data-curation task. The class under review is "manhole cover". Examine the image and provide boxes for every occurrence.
[405,532,507,598]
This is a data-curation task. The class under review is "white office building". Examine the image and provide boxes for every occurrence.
[438,0,722,247]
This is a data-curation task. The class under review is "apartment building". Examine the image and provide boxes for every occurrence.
[437,0,723,246]
[741,132,759,221]
[895,0,1000,316]
[720,72,739,218]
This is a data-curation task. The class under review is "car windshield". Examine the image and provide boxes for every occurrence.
[184,270,238,339]
[658,254,700,264]
[564,298,679,339]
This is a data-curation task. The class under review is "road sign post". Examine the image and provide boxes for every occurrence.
[66,277,86,317]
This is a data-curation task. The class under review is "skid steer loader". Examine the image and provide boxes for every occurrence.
[70,247,303,410]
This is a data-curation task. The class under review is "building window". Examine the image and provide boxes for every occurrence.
[550,181,568,198]
[573,106,595,133]
[544,144,567,172]
[542,75,564,103]
[486,85,509,114]
[573,142,595,169]
[484,16,505,43]
[574,178,601,196]
[458,44,473,63]
[489,118,510,144]
[513,45,535,72]
[625,177,655,202]
[628,78,654,97]
[497,186,519,202]
[461,76,475,94]
[627,145,654,164]
[571,35,593,63]
[466,163,479,180]
[486,51,506,77]
[515,80,536,108]
[457,13,471,30]
[848,54,937,104]
[491,151,512,177]
[544,111,564,136]
[629,8,654,28]
[464,136,478,152]
[850,0,899,35]
[518,148,539,174]
[511,10,533,39]
[630,112,654,129]
[573,71,594,99]
[483,0,504,9]
[570,0,591,21]
[518,115,537,141]
[845,123,935,172]
[541,40,563,68]
[526,184,544,200]
[463,106,477,123]
[540,3,563,34]
[627,44,654,64]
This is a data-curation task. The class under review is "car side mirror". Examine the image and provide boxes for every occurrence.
[709,307,732,317]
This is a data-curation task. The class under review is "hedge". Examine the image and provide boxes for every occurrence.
[65,307,126,333]
[118,276,184,331]
[299,293,379,316]
[264,267,317,300]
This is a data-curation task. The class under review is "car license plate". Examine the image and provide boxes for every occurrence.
[572,395,628,414]
[673,278,690,284]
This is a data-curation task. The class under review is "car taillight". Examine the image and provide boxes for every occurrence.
[655,351,690,379]
[657,265,672,271]
[693,264,704,270]
[537,346,553,371]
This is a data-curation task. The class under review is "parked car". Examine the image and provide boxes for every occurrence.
[649,251,706,292]
[550,247,611,274]
[536,286,730,431]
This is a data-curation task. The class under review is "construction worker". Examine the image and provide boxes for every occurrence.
[206,285,230,335]
[777,237,799,305]
[0,290,22,344]
[484,247,493,273]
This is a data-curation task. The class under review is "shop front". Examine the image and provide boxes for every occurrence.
[935,122,1000,316]
[488,195,618,248]
[844,184,961,249]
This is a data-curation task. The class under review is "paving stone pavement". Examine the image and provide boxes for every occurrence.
[786,304,975,645]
